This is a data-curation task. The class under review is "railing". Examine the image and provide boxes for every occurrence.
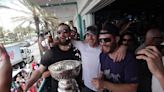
[38,79,46,92]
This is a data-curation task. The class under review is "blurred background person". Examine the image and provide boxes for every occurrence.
[119,31,138,52]
[38,31,55,53]
[70,26,80,40]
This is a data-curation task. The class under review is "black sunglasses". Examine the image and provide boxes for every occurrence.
[99,38,111,43]
[57,30,69,34]
[122,39,132,42]
[153,36,163,39]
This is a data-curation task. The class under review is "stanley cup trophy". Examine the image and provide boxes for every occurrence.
[48,60,81,92]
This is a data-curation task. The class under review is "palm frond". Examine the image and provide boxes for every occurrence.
[12,17,33,23]
[1,0,58,31]
[16,21,28,27]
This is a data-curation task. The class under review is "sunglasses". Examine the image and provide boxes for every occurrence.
[57,30,69,34]
[153,36,163,39]
[122,39,132,42]
[99,38,111,43]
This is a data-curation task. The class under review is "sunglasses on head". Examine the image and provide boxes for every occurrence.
[99,38,111,43]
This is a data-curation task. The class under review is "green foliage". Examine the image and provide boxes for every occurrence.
[0,27,4,38]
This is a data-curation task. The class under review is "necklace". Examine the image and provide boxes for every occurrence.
[59,43,72,51]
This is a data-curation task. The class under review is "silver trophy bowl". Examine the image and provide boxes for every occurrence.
[48,60,81,92]
[48,60,81,80]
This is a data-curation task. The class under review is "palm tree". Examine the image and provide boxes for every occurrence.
[0,0,58,56]
[0,27,4,38]
[1,0,58,33]
[0,27,5,43]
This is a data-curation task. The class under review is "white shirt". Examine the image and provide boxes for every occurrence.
[152,57,164,92]
[73,41,101,91]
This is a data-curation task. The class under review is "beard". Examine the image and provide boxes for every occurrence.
[58,37,71,46]
[101,42,117,53]
[101,47,109,53]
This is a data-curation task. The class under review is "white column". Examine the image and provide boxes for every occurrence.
[85,13,95,27]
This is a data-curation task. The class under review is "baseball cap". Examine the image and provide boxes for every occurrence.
[100,22,120,36]
[85,25,99,35]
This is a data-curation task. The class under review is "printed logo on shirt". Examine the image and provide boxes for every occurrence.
[73,47,81,61]
[104,69,121,83]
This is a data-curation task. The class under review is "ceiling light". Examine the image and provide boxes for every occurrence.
[46,3,49,6]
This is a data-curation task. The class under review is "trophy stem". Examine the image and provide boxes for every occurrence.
[58,79,80,92]
[48,60,81,92]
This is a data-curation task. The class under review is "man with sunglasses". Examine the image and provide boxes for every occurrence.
[92,23,139,92]
[119,31,138,52]
[72,25,128,92]
[24,23,81,92]
[135,27,163,92]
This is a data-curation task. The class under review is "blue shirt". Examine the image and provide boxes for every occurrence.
[100,52,139,83]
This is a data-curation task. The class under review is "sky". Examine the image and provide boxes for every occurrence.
[0,0,32,31]
[0,8,20,30]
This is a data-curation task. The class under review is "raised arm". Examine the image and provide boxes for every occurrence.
[23,64,46,92]
[0,43,12,92]
[111,45,127,62]
[136,46,164,90]
[38,36,48,52]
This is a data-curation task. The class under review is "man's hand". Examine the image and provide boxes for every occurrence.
[110,45,127,62]
[0,43,10,62]
[92,78,104,91]
[136,46,164,79]
[0,43,12,92]
[42,71,50,78]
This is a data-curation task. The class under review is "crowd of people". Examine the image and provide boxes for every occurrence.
[0,19,164,92]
